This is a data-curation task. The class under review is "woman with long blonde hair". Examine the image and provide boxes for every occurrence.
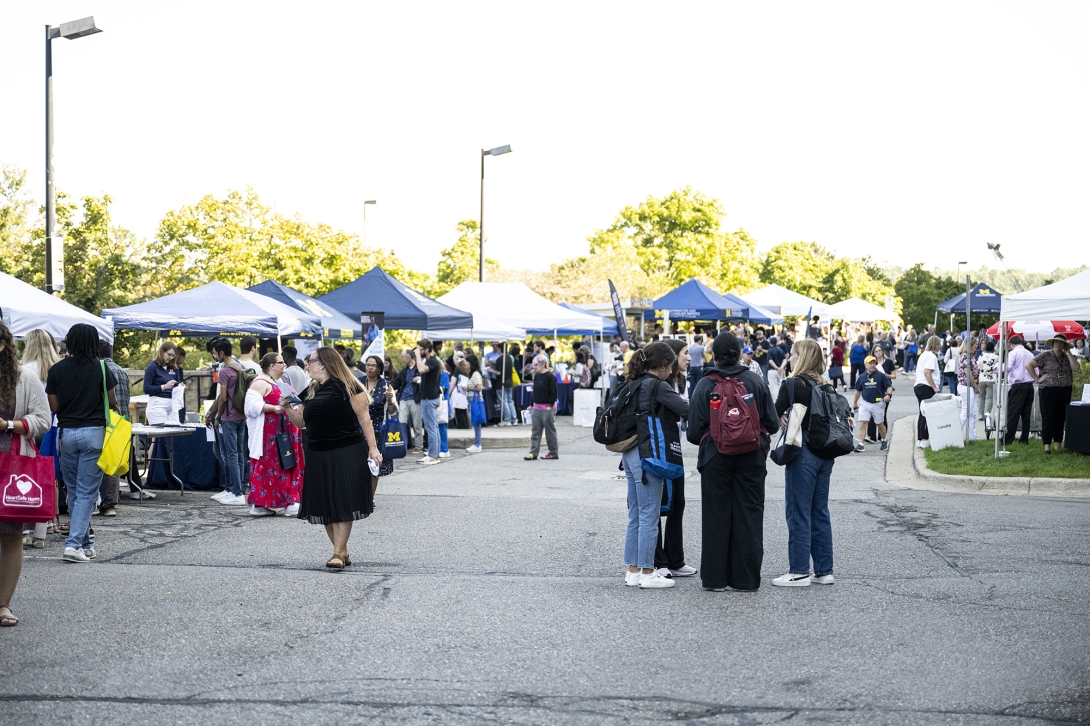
[20,329,59,385]
[772,338,837,588]
[282,346,382,569]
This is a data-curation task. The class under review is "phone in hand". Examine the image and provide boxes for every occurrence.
[281,393,303,406]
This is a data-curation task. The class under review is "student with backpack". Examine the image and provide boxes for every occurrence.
[687,333,778,591]
[772,338,853,587]
[206,338,251,505]
[615,343,689,589]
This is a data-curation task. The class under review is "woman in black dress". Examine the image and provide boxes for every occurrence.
[362,355,397,497]
[282,347,382,570]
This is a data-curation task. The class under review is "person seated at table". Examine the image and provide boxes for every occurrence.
[143,342,183,425]
[244,352,304,516]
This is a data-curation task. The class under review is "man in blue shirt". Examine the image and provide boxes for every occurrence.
[852,355,893,452]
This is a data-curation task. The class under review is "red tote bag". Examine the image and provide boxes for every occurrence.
[0,420,57,524]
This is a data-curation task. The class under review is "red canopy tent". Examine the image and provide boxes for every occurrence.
[986,320,1086,342]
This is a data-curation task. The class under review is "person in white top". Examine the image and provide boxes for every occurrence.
[913,336,943,448]
[238,336,261,374]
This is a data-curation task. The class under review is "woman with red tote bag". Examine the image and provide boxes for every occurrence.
[0,321,53,627]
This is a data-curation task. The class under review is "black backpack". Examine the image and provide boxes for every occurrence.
[803,377,855,459]
[593,379,642,452]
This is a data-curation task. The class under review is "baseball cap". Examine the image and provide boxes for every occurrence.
[864,355,877,363]
[742,346,753,354]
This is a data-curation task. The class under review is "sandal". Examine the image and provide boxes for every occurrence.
[58,522,70,534]
[325,556,345,570]
[524,453,538,460]
[0,606,17,627]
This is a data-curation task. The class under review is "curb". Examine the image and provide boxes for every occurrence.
[888,415,1089,498]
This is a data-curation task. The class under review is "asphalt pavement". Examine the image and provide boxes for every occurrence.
[2,385,1088,725]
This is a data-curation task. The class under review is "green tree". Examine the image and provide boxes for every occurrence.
[894,263,964,331]
[433,220,498,295]
[0,165,43,288]
[587,187,755,291]
[819,257,898,312]
[149,187,421,298]
[57,193,144,314]
[759,241,834,300]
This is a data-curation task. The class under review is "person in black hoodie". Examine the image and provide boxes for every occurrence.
[687,332,778,592]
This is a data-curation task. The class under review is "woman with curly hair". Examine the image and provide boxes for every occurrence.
[0,320,53,624]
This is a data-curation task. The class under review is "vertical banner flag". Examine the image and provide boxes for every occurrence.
[361,312,384,360]
[608,279,630,343]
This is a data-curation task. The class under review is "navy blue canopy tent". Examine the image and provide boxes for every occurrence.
[644,278,783,325]
[101,281,323,337]
[319,267,473,331]
[558,302,619,336]
[936,283,1003,314]
[248,280,362,339]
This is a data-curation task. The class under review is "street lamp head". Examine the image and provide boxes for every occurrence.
[958,260,968,265]
[483,145,512,157]
[364,200,377,205]
[58,16,102,40]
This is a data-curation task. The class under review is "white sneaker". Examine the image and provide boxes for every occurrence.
[130,489,156,500]
[84,547,97,560]
[418,457,440,466]
[916,439,930,449]
[670,564,698,577]
[624,570,641,587]
[639,571,676,589]
[211,490,230,502]
[465,445,482,453]
[810,574,835,585]
[438,451,451,458]
[653,567,672,578]
[62,547,91,563]
[249,505,273,516]
[220,494,248,506]
[284,503,300,516]
[772,573,811,587]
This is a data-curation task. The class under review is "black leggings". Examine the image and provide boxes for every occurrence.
[915,384,936,441]
[850,363,865,388]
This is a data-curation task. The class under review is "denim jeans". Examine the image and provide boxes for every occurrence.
[472,423,482,447]
[422,397,441,458]
[783,440,834,576]
[439,423,448,453]
[219,419,247,496]
[503,387,519,424]
[622,447,664,570]
[399,400,423,450]
[59,427,105,551]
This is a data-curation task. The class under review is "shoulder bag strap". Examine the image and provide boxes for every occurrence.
[100,360,111,423]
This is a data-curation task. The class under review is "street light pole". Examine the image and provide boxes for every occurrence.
[44,16,102,294]
[479,144,512,282]
[363,199,376,247]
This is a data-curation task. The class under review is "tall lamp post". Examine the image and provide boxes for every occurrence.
[363,199,377,247]
[45,16,103,294]
[479,144,512,282]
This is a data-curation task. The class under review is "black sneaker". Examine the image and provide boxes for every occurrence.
[880,439,889,451]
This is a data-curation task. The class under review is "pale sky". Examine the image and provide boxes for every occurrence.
[2,2,1087,279]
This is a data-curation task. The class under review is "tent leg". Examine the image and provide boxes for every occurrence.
[277,334,282,353]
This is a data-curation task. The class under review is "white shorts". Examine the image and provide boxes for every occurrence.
[857,399,886,425]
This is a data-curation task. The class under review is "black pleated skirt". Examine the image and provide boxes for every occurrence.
[297,440,374,525]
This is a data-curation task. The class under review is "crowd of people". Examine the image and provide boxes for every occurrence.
[1,314,1083,625]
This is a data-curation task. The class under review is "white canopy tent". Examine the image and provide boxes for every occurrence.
[1001,269,1090,321]
[424,313,526,342]
[0,271,114,343]
[994,269,1090,457]
[740,284,831,318]
[828,297,901,323]
[438,282,603,335]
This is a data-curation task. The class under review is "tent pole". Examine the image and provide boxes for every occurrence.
[277,334,282,353]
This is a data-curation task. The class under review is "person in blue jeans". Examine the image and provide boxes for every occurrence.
[207,338,249,505]
[46,324,121,563]
[413,339,443,465]
[620,343,689,590]
[772,338,837,587]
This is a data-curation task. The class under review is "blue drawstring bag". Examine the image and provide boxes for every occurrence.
[380,413,408,460]
[636,379,685,481]
[469,392,488,426]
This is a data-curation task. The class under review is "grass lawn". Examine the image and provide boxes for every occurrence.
[924,439,1090,479]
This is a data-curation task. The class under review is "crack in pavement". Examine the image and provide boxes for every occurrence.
[0,692,1082,723]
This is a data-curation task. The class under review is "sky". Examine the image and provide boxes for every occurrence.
[1,2,1087,278]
